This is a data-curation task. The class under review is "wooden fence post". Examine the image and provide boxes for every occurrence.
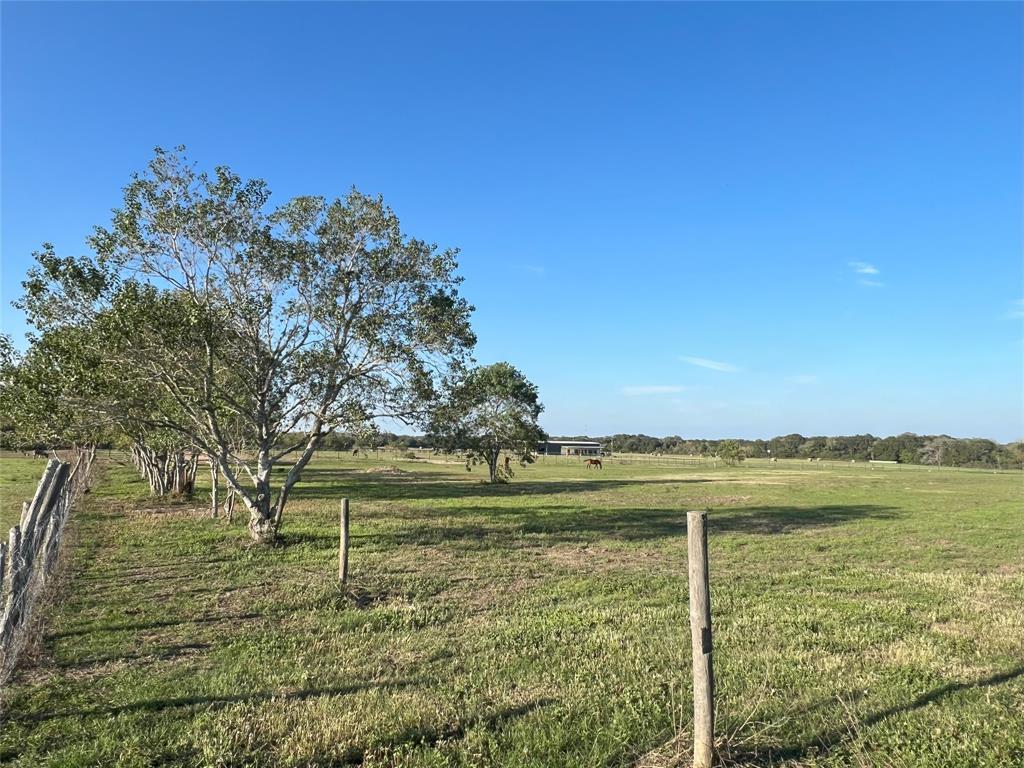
[339,498,350,584]
[0,541,7,599]
[23,461,69,552]
[0,526,24,642]
[21,460,60,540]
[687,510,714,768]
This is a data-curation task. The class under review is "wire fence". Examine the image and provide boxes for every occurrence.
[0,448,95,685]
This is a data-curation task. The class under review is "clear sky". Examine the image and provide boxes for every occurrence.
[2,2,1021,441]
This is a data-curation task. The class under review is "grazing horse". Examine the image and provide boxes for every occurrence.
[31,448,47,459]
[585,458,602,469]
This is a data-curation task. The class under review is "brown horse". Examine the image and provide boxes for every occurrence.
[585,458,602,469]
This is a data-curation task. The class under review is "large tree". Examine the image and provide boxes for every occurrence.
[20,148,475,542]
[429,363,545,483]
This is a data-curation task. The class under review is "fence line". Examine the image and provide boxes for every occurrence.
[0,448,95,684]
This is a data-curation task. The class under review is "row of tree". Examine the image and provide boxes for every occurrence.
[258,429,1022,470]
[0,148,546,543]
[569,432,1022,469]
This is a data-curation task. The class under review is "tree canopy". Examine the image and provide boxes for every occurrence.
[17,147,476,541]
[716,439,744,465]
[429,363,546,483]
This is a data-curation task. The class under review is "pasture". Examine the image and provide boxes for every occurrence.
[0,454,1021,767]
[0,453,54,532]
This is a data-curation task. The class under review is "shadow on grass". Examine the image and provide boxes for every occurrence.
[727,664,1024,765]
[50,642,213,670]
[45,611,264,640]
[8,678,420,723]
[380,697,555,753]
[283,466,715,503]
[286,504,900,550]
[74,556,243,584]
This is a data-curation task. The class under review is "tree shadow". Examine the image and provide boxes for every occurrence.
[379,697,555,752]
[725,664,1024,765]
[45,611,264,640]
[287,504,899,551]
[75,556,242,585]
[285,466,715,503]
[7,678,420,723]
[49,642,213,670]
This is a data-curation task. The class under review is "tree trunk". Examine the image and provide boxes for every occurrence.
[168,455,176,494]
[209,458,219,518]
[487,451,499,483]
[184,452,199,496]
[247,481,275,543]
[216,431,325,544]
[249,504,275,542]
[82,444,96,491]
[271,439,320,531]
[245,451,277,543]
[132,441,170,496]
[226,489,235,523]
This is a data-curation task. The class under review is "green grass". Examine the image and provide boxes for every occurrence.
[0,454,52,532]
[1,455,1021,767]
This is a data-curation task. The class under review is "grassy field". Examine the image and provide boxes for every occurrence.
[0,454,53,532]
[0,454,1021,767]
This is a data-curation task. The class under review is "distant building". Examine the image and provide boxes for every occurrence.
[537,440,603,456]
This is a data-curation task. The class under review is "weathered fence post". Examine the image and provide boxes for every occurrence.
[339,498,350,584]
[21,459,60,540]
[2,455,89,681]
[0,540,7,598]
[0,526,24,643]
[687,510,714,768]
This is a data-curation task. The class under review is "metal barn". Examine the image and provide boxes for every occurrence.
[537,440,603,456]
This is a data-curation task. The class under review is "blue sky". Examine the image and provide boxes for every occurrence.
[2,2,1021,441]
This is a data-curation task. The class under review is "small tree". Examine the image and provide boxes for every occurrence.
[430,363,545,483]
[717,439,745,466]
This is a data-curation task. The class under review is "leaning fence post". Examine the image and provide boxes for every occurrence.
[0,541,7,601]
[23,461,69,553]
[20,459,60,541]
[0,526,24,643]
[338,498,350,584]
[24,460,60,524]
[687,510,714,768]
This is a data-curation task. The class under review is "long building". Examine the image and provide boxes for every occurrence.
[537,440,603,456]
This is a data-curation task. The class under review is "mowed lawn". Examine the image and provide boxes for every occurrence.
[0,455,1021,767]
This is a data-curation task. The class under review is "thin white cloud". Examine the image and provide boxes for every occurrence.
[786,374,818,385]
[516,264,546,275]
[859,279,884,287]
[849,261,879,275]
[622,385,687,396]
[1006,299,1024,320]
[681,356,740,373]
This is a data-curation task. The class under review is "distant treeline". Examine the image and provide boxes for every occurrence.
[313,430,1020,469]
[317,432,433,451]
[7,429,1019,470]
[555,433,1023,469]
